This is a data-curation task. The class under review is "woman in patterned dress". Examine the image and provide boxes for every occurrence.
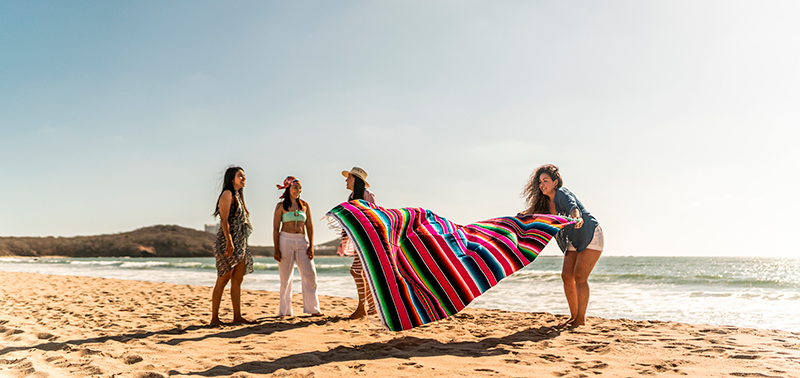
[210,166,254,325]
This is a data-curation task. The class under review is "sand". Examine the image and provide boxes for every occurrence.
[1,271,798,378]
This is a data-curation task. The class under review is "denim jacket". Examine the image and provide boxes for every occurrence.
[554,187,599,253]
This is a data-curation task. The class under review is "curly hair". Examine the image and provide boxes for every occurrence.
[522,164,563,215]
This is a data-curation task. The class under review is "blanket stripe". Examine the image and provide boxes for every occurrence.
[327,200,572,331]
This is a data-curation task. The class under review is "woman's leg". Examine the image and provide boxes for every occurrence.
[572,248,602,326]
[211,270,232,324]
[349,256,366,319]
[230,258,249,323]
[295,240,322,315]
[278,235,297,316]
[561,251,579,325]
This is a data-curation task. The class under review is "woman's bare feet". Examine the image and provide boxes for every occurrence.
[570,318,586,327]
[210,317,223,326]
[232,317,256,324]
[349,303,366,319]
[557,318,576,328]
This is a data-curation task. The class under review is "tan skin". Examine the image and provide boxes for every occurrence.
[344,173,368,319]
[272,181,323,316]
[272,181,315,262]
[210,169,251,325]
[538,173,602,327]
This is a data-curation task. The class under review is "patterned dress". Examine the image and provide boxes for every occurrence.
[214,192,253,277]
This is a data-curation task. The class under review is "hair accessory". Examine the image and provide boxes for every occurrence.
[276,176,299,190]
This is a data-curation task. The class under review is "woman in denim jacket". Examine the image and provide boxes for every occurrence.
[521,164,604,327]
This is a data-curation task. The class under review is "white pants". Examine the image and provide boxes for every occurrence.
[278,232,321,316]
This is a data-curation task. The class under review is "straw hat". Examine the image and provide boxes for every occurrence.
[341,167,370,188]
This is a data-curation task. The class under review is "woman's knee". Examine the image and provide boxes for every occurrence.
[215,272,232,286]
[231,275,244,286]
[574,272,590,284]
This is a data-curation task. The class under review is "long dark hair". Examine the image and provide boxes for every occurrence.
[522,164,563,215]
[281,186,306,211]
[213,166,246,219]
[348,176,366,201]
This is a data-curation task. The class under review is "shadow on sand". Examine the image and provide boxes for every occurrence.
[172,324,565,376]
[0,315,342,357]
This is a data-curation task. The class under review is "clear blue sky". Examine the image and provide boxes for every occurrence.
[1,1,798,257]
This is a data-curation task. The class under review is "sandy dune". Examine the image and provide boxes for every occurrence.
[1,271,798,377]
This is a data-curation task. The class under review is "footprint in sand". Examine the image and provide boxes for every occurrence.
[577,342,610,353]
[633,359,689,375]
[539,353,563,362]
[133,371,166,378]
[8,359,36,377]
[80,364,103,375]
[697,328,729,335]
[348,362,366,372]
[503,358,532,366]
[730,354,760,360]
[692,346,732,356]
[44,355,69,367]
[4,328,24,336]
[122,354,144,364]
[36,332,56,340]
[398,361,424,370]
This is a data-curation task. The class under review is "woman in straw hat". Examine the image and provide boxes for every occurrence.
[339,167,377,319]
[273,176,323,317]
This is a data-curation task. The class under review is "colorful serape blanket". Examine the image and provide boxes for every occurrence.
[326,200,573,331]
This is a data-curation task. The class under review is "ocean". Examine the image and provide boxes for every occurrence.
[1,255,798,332]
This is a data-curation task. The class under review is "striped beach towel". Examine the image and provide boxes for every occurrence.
[326,200,573,331]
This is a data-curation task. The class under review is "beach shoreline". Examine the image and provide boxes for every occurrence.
[1,271,798,378]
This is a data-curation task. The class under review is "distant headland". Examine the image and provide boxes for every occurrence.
[0,225,339,258]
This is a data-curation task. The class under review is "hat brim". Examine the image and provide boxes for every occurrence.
[342,170,370,188]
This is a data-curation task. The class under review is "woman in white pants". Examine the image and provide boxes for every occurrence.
[272,176,323,317]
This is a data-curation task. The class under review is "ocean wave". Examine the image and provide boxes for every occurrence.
[172,262,205,268]
[0,258,28,263]
[589,273,799,289]
[507,271,562,282]
[119,261,172,269]
[689,292,734,298]
[253,263,279,270]
[315,264,351,272]
[248,263,350,272]
[70,260,123,266]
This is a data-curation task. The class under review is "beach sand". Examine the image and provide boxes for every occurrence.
[1,272,798,378]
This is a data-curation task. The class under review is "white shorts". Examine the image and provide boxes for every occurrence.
[567,225,604,252]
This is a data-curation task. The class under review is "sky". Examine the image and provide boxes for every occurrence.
[1,1,798,257]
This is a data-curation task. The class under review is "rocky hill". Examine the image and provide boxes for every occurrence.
[0,225,341,258]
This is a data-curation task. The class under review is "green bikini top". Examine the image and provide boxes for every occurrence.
[281,210,307,223]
